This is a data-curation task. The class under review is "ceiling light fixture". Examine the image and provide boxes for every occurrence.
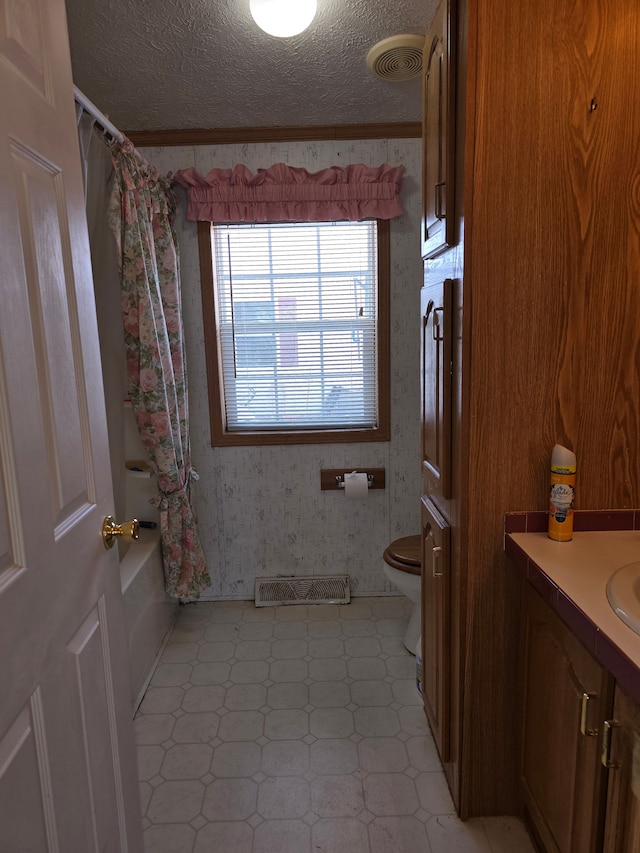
[249,0,317,38]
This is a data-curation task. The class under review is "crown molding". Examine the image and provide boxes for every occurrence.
[125,122,421,147]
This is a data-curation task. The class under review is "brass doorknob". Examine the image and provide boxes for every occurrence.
[102,516,140,550]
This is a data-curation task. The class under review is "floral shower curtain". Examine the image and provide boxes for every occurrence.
[108,138,210,600]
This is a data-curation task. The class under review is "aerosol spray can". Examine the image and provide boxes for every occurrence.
[548,444,576,542]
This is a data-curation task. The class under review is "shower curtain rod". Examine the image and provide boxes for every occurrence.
[74,85,124,143]
[73,85,146,166]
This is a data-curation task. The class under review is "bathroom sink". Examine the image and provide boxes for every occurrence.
[606,561,640,635]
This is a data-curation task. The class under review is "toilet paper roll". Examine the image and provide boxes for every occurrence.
[344,471,369,498]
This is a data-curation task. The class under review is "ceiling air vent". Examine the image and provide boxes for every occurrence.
[366,34,425,82]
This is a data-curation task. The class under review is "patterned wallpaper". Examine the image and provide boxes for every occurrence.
[141,139,422,600]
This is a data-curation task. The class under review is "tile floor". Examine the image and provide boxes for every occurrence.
[136,597,536,853]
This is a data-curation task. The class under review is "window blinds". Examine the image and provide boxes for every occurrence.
[211,220,380,432]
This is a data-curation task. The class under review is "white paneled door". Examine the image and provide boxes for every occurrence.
[0,1,143,851]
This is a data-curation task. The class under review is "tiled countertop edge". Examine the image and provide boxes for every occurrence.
[505,518,640,706]
[504,508,640,535]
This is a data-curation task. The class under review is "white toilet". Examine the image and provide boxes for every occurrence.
[382,535,421,653]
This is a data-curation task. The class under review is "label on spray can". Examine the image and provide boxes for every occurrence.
[548,445,576,541]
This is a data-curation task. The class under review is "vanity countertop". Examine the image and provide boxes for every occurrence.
[506,526,640,703]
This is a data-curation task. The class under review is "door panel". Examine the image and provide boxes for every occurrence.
[0,0,51,98]
[67,601,126,852]
[0,696,58,852]
[0,0,142,850]
[421,496,451,762]
[421,279,453,500]
[11,142,94,533]
[0,451,16,578]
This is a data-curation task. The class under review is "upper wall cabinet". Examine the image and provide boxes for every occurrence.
[421,0,456,259]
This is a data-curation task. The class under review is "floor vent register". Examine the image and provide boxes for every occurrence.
[254,575,350,607]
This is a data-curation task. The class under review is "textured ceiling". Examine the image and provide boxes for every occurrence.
[64,0,438,132]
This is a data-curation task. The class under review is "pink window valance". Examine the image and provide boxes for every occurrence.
[173,162,405,223]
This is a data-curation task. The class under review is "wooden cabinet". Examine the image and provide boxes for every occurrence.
[521,587,612,852]
[419,0,640,819]
[603,687,640,852]
[421,0,455,259]
[419,276,454,770]
[421,279,452,501]
[421,496,451,761]
[519,588,640,853]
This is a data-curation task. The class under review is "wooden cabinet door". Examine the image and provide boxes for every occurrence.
[521,588,612,853]
[421,496,451,761]
[421,280,452,499]
[603,688,640,852]
[421,0,455,259]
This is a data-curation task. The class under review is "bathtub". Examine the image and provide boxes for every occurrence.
[120,529,177,712]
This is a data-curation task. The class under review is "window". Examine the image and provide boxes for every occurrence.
[198,218,390,446]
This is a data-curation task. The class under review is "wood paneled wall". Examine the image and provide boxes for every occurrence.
[428,0,640,816]
[469,0,639,816]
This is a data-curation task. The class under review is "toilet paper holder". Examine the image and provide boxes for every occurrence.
[337,472,375,489]
[320,468,386,491]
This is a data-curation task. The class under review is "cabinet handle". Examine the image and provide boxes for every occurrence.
[432,307,443,341]
[432,545,443,578]
[580,693,598,737]
[601,719,619,768]
[423,300,435,330]
[435,181,446,220]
